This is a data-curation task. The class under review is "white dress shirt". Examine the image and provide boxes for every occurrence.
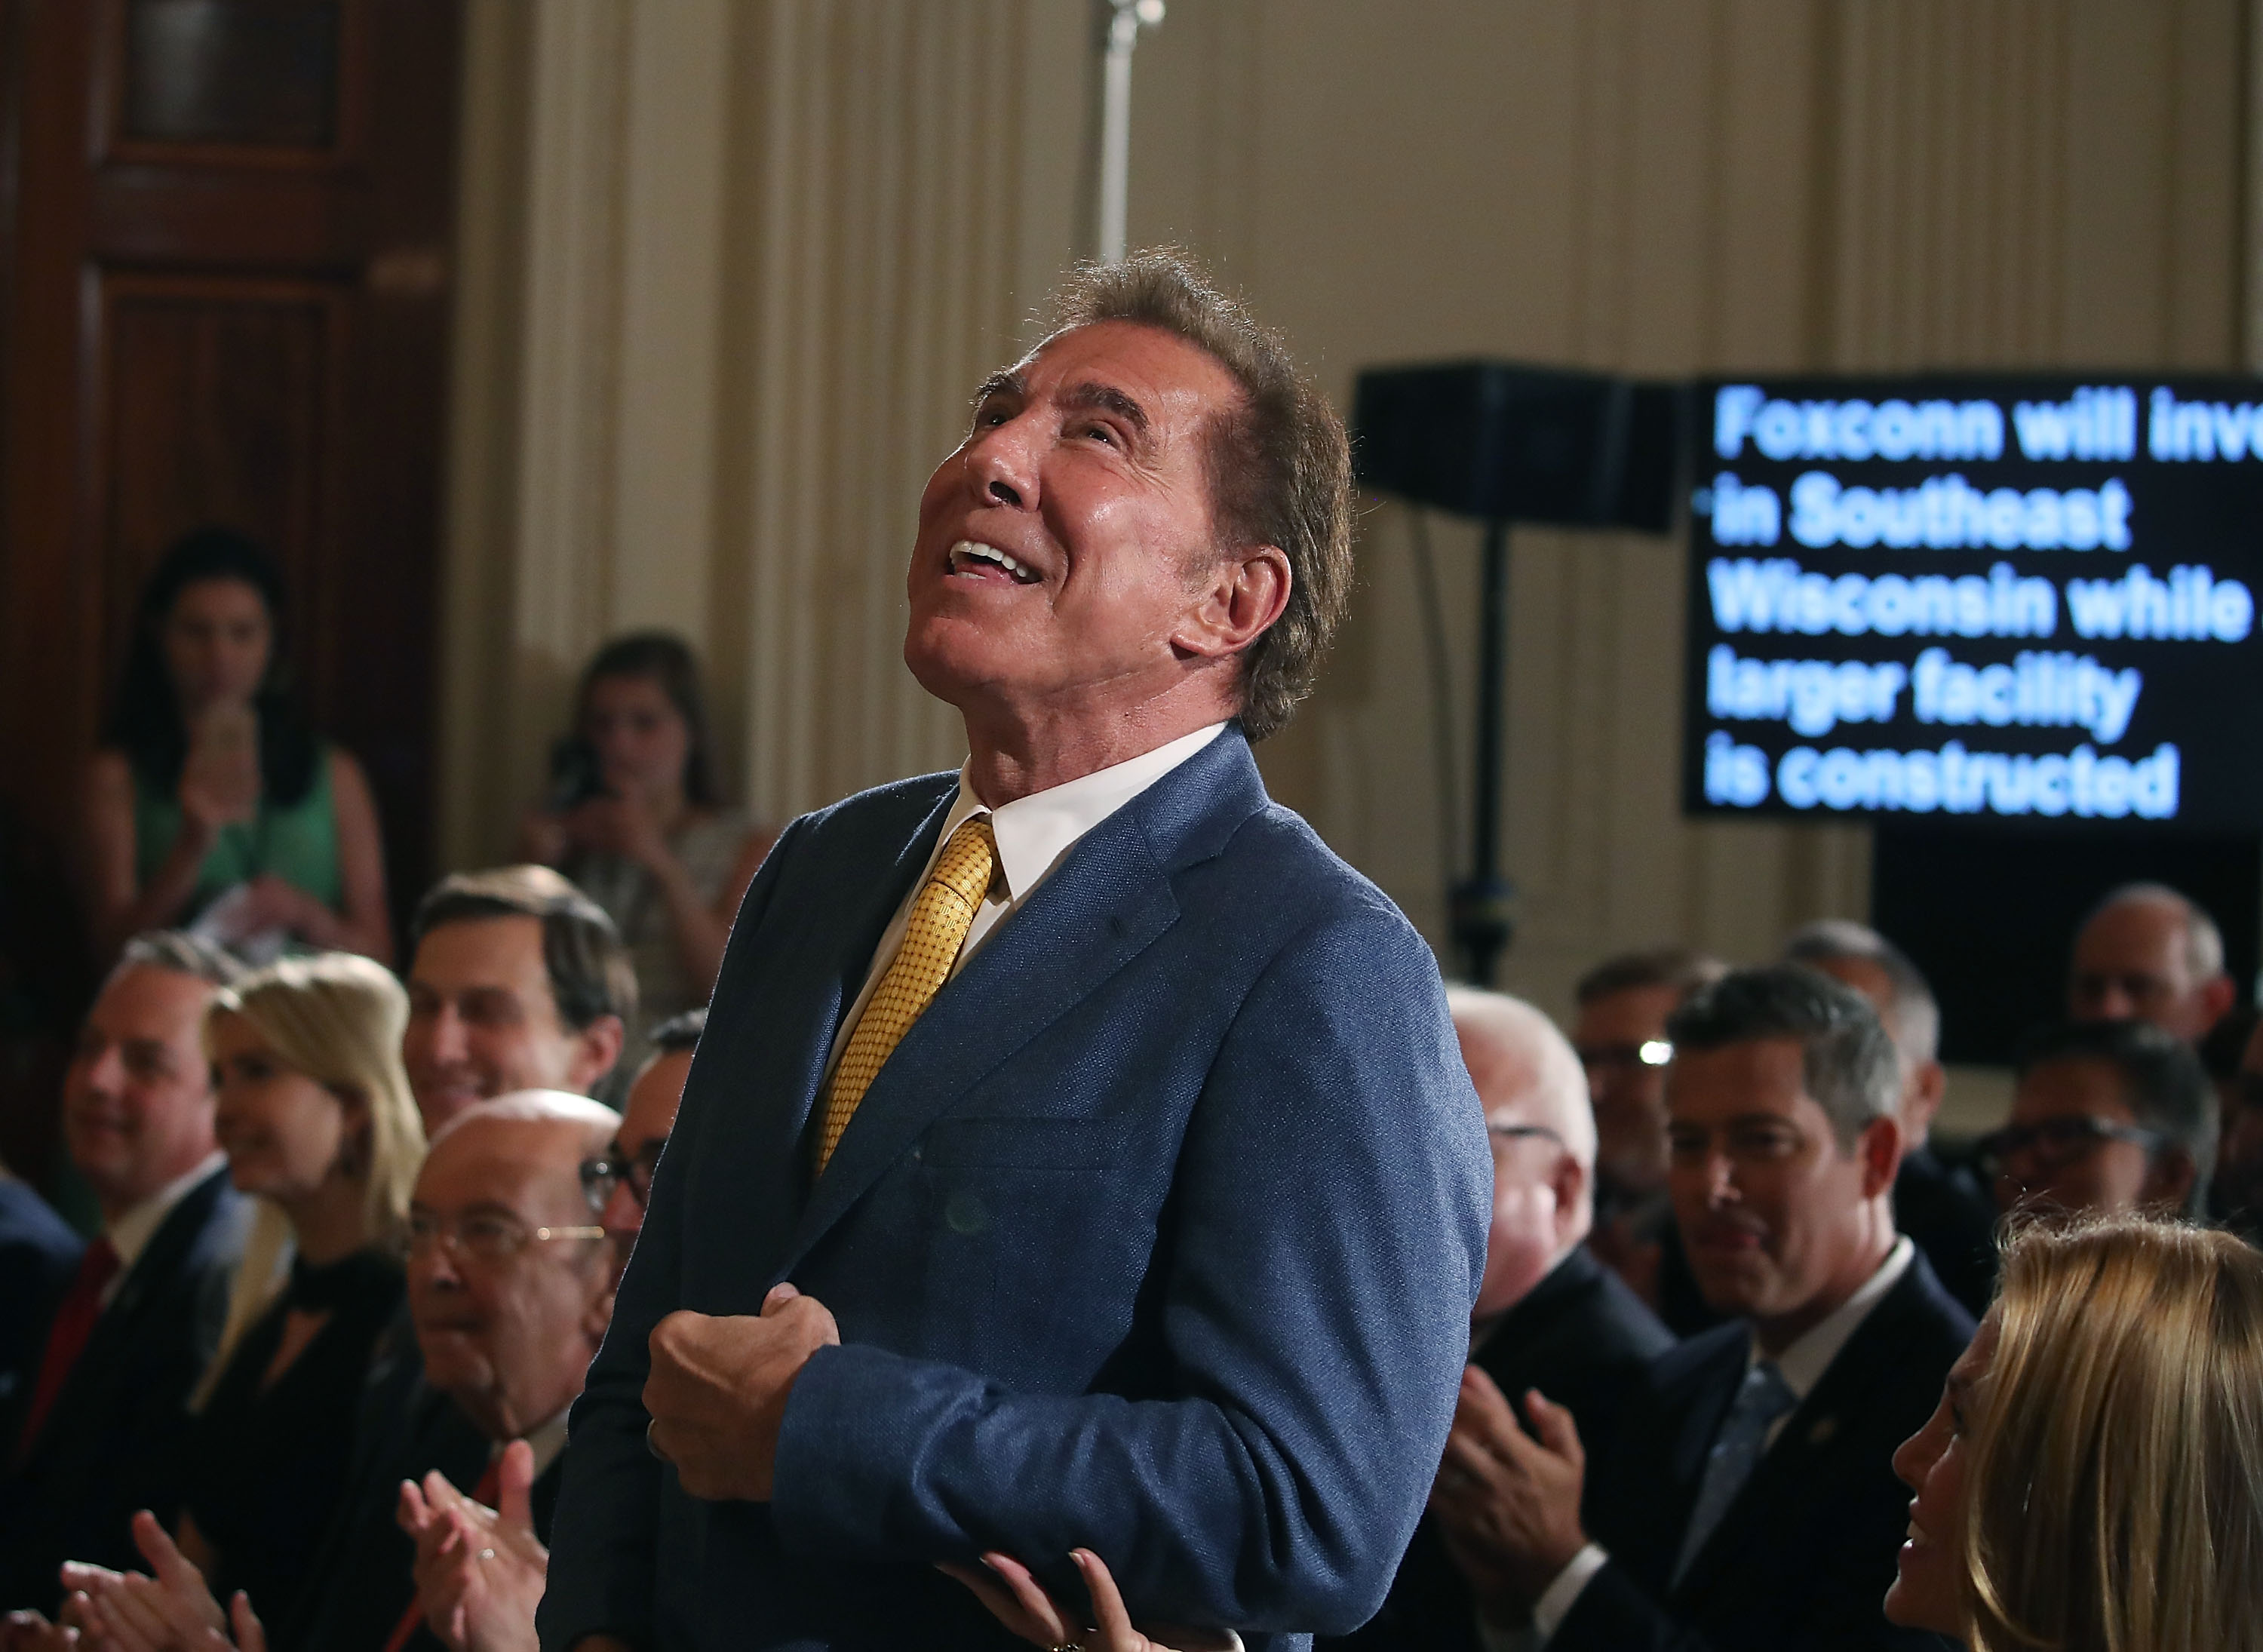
[102,1150,228,1308]
[1514,1236,1918,1649]
[822,722,1226,1084]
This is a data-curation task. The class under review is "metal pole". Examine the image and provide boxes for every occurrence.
[1095,0,1162,264]
[1452,519,1518,984]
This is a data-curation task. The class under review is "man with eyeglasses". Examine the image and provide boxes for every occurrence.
[1570,948,1727,1337]
[1983,1018,2215,1222]
[581,1009,702,1251]
[279,1091,619,1652]
[1322,989,1671,1652]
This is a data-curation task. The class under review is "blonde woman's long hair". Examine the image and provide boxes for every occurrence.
[207,951,425,1250]
[1961,1214,2263,1652]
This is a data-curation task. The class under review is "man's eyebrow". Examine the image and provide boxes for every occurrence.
[972,370,1024,407]
[1060,380,1150,435]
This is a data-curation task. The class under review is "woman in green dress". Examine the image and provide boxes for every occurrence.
[82,528,393,965]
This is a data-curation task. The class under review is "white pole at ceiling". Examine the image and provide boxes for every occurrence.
[1096,0,1164,264]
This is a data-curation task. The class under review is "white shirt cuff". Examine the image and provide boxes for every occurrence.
[1531,1543,1610,1644]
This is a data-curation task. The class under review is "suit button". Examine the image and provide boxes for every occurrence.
[945,1190,990,1234]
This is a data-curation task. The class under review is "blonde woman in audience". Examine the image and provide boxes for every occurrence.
[1887,1214,2263,1651]
[171,954,423,1620]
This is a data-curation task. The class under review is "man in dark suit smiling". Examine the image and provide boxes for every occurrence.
[1429,966,1972,1652]
[538,251,1491,1652]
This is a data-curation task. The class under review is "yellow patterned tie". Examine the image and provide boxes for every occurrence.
[815,817,998,1173]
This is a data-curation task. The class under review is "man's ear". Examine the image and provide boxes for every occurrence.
[1856,1113,1904,1199]
[2200,974,2238,1034]
[1549,1150,1589,1247]
[570,1015,627,1098]
[2142,1146,2198,1214]
[1172,545,1291,662]
[1902,1061,1948,1147]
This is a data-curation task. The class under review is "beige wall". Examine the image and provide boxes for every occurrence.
[443,0,2246,1030]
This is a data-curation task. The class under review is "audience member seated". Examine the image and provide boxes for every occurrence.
[401,868,634,1135]
[1570,948,1726,1337]
[1782,920,1997,1314]
[0,934,251,1611]
[0,1164,81,1420]
[1322,988,1672,1652]
[280,1092,616,1652]
[2066,881,2234,1042]
[583,1007,700,1253]
[1885,1214,2263,1649]
[1981,1018,2214,1222]
[391,1012,703,1652]
[81,529,391,966]
[2217,1015,2263,1244]
[519,634,771,1045]
[1439,965,1972,1650]
[174,953,426,1620]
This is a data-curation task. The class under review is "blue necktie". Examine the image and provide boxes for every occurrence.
[1672,1359,1796,1586]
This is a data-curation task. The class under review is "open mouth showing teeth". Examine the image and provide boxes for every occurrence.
[948,539,1041,584]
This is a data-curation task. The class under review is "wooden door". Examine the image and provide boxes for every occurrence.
[0,0,460,1181]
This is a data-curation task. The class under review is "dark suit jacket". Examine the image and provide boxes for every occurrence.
[1896,1147,1997,1317]
[1320,1245,1675,1652]
[282,1348,563,1652]
[0,1163,247,1611]
[0,1178,82,1417]
[1553,1248,1975,1652]
[539,729,1492,1652]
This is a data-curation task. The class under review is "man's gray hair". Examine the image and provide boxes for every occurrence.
[114,929,245,989]
[1782,919,1941,1070]
[2083,883,2227,981]
[1667,964,1901,1150]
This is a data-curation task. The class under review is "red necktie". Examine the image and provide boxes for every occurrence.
[14,1237,121,1463]
[382,1454,506,1652]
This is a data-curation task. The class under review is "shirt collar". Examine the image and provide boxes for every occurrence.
[1759,1235,1914,1401]
[505,1407,574,1482]
[106,1150,227,1275]
[944,722,1227,903]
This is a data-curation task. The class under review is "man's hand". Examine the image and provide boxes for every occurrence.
[398,1439,548,1652]
[644,1283,840,1502]
[940,1549,1242,1652]
[1427,1369,1590,1620]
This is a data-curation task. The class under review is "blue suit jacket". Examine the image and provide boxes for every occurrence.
[1555,1248,1975,1652]
[539,730,1491,1652]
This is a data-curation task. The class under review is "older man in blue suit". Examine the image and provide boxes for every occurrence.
[537,250,1491,1652]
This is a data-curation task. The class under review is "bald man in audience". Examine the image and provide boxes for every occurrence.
[1783,921,1996,1315]
[281,1092,618,1652]
[1322,988,1672,1652]
[2068,883,2236,1044]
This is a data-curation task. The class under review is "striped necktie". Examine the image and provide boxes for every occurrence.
[815,817,997,1173]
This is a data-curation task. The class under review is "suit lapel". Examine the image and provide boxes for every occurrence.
[775,731,1265,1275]
[1671,1264,1923,1601]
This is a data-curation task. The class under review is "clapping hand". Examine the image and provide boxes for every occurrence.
[40,1511,265,1652]
[643,1284,840,1502]
[397,1439,546,1652]
[1428,1369,1590,1623]
[940,1548,1242,1652]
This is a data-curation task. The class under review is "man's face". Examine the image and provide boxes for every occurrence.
[1666,1038,1889,1328]
[599,1049,692,1244]
[902,321,1247,729]
[63,966,220,1215]
[2068,899,2226,1039]
[407,1117,613,1442]
[1994,1057,2167,1218]
[404,918,601,1134]
[2215,1022,2263,1230]
[1572,984,1679,1199]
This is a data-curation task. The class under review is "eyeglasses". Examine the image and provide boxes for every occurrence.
[579,1138,666,1211]
[1975,1116,2167,1177]
[406,1210,607,1264]
[1487,1122,1565,1148]
[1574,1040,1672,1072]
